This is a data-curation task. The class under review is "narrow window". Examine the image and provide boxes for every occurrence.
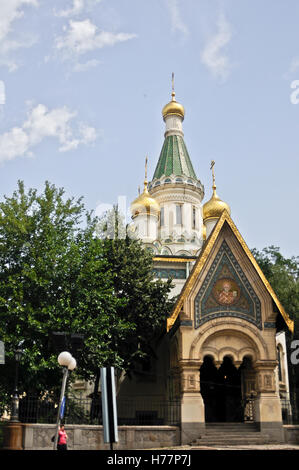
[277,346,282,382]
[176,204,182,225]
[192,206,196,229]
[160,207,164,227]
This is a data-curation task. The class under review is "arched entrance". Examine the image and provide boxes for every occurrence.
[200,355,254,422]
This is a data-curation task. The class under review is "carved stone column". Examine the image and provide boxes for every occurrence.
[179,360,205,444]
[253,361,284,442]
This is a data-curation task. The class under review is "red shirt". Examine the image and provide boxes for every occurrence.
[58,430,67,445]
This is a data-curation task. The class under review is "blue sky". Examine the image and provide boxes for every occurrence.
[0,0,298,258]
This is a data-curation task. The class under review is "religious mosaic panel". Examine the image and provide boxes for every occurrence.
[195,240,262,329]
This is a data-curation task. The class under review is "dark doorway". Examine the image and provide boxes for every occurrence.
[200,355,243,422]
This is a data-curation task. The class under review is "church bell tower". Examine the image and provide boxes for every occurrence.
[130,75,205,258]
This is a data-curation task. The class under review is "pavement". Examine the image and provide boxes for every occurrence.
[148,444,299,451]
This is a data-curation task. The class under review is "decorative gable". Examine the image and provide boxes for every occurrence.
[167,211,294,333]
[194,240,262,329]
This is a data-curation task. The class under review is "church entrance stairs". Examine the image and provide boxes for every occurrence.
[190,422,271,447]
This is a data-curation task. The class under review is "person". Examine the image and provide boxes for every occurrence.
[218,280,237,305]
[57,424,68,451]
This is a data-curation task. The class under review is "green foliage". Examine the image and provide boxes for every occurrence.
[92,205,175,371]
[251,246,299,327]
[252,245,299,419]
[0,182,173,414]
[0,180,92,408]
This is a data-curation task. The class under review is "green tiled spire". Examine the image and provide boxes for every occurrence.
[153,135,197,180]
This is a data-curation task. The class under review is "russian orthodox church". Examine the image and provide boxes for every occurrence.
[119,79,294,444]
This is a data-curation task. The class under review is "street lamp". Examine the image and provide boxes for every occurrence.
[53,351,76,450]
[10,348,23,422]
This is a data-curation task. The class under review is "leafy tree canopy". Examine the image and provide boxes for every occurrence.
[251,246,299,328]
[0,182,173,413]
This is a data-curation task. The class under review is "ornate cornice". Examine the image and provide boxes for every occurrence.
[154,256,197,263]
[155,192,202,205]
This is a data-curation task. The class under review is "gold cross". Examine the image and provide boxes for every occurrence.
[145,155,148,181]
[171,72,175,100]
[210,160,216,188]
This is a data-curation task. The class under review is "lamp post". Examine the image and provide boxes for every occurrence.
[10,348,23,422]
[53,351,76,450]
[3,348,24,450]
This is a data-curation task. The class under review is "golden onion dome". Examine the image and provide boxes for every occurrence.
[203,187,231,221]
[131,181,160,218]
[162,91,185,121]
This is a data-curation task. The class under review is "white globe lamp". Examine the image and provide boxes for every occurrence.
[68,357,77,371]
[58,351,73,367]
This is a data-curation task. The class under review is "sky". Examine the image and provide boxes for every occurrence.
[0,0,298,259]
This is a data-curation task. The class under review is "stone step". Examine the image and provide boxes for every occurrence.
[206,422,258,427]
[192,440,270,447]
[204,433,263,438]
[197,433,268,441]
[192,435,271,446]
[190,423,270,446]
[205,428,259,435]
[205,428,259,433]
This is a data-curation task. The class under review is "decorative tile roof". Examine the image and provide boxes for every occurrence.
[153,135,197,180]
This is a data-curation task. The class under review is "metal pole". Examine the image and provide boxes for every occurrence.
[11,358,20,422]
[53,366,68,450]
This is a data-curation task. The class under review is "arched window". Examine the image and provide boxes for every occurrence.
[161,247,172,255]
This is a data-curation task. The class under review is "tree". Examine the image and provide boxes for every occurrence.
[252,246,299,419]
[251,246,299,324]
[0,181,119,410]
[89,206,175,386]
[0,182,174,414]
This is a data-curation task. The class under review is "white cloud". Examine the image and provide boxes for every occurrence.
[0,0,38,71]
[55,0,101,18]
[55,19,137,59]
[0,0,38,42]
[55,0,85,17]
[0,34,37,72]
[201,13,232,81]
[166,0,189,38]
[0,81,5,105]
[0,103,98,164]
[73,58,100,72]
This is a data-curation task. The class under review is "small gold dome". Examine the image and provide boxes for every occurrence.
[203,188,231,221]
[162,91,185,120]
[131,181,160,218]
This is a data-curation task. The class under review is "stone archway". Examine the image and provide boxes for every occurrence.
[190,320,268,363]
[179,320,284,443]
[192,321,266,423]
